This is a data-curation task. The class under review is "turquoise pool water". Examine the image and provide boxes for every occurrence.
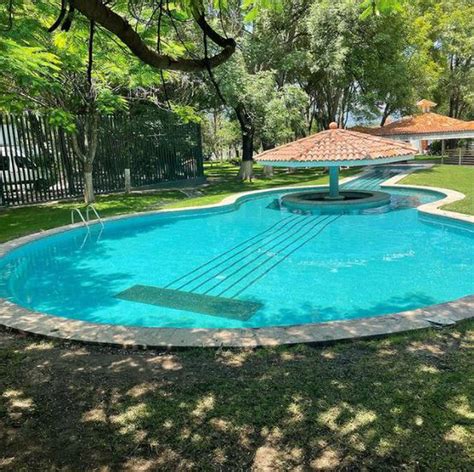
[1,167,473,329]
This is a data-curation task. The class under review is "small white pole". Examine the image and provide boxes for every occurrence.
[124,168,131,194]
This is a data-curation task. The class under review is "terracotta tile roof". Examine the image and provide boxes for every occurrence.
[254,123,417,164]
[348,125,378,135]
[373,112,474,136]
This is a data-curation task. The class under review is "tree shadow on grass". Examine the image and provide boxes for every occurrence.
[1,319,473,471]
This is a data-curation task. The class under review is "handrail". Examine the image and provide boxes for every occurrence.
[70,204,104,230]
[86,204,104,228]
[71,208,89,228]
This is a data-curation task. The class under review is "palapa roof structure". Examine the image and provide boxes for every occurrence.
[254,122,417,168]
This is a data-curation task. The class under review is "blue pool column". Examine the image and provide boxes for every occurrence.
[329,166,340,199]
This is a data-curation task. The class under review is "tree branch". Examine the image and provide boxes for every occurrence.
[86,20,95,87]
[48,0,67,32]
[1,0,14,32]
[70,0,236,72]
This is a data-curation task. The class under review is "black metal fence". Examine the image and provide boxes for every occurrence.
[0,111,203,206]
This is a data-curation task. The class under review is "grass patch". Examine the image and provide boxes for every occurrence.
[400,165,474,215]
[0,191,186,243]
[166,163,358,209]
[0,321,472,470]
[0,163,357,243]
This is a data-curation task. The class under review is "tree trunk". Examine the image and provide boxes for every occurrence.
[83,162,95,204]
[263,166,273,178]
[71,113,99,204]
[239,130,254,180]
[59,129,76,193]
[380,103,391,127]
[235,104,254,181]
[308,111,315,134]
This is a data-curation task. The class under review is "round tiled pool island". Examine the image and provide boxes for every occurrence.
[280,189,391,214]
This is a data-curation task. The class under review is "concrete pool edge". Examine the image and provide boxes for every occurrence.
[380,165,474,225]
[1,295,473,347]
[0,164,473,347]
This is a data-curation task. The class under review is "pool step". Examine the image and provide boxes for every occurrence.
[161,214,340,299]
[116,284,262,320]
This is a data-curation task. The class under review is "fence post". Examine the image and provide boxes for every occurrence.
[458,148,462,166]
[0,178,4,207]
[124,168,131,193]
[196,123,204,178]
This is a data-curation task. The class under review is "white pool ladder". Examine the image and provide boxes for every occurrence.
[71,204,104,229]
[86,204,104,228]
[71,208,89,228]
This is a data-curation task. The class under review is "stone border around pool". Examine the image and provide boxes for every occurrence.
[1,165,473,348]
[380,165,474,225]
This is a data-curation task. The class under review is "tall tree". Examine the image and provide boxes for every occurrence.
[245,0,423,130]
[351,3,436,125]
[415,0,473,119]
[1,2,131,202]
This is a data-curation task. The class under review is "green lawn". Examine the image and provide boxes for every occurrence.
[0,322,472,470]
[0,191,186,244]
[0,163,357,243]
[400,165,474,215]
